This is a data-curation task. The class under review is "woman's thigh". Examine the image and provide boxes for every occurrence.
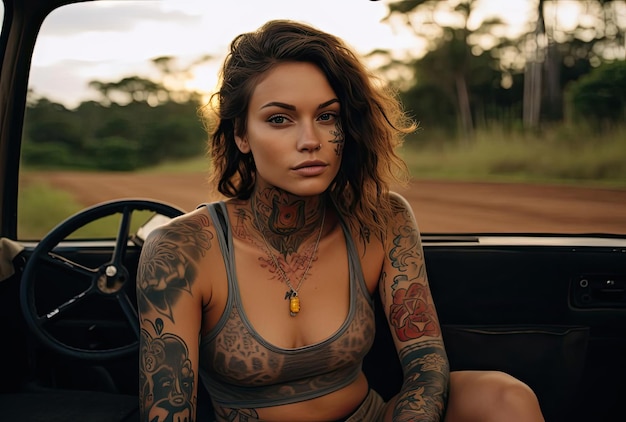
[445,370,544,422]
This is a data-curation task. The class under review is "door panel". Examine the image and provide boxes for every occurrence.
[364,240,626,422]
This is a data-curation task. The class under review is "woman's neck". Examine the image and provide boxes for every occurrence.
[251,186,325,257]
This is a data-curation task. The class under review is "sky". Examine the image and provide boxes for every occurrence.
[17,0,551,107]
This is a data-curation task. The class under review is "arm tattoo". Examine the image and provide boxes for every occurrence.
[393,341,449,422]
[137,213,213,322]
[389,222,425,280]
[383,201,449,420]
[390,280,441,341]
[387,214,440,341]
[140,318,196,422]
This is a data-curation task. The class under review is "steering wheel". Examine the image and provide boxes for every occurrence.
[20,199,185,361]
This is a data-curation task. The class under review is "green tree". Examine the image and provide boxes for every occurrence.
[382,0,626,140]
[384,0,514,139]
[23,99,83,149]
[87,136,140,171]
[387,1,473,138]
[566,60,626,129]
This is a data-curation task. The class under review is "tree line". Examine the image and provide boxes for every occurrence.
[22,55,212,171]
[22,94,206,171]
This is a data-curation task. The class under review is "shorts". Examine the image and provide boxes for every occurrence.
[214,389,387,421]
[342,389,386,422]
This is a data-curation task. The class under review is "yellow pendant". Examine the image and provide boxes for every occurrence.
[289,294,300,316]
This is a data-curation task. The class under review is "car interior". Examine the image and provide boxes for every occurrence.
[1,0,625,421]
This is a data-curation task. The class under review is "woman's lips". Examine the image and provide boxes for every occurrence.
[292,165,327,176]
[292,161,327,176]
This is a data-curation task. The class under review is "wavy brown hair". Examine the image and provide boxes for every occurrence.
[204,19,415,237]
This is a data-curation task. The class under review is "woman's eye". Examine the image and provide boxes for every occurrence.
[318,112,337,122]
[268,115,288,124]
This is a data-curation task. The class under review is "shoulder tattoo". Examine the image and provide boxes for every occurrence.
[137,213,213,322]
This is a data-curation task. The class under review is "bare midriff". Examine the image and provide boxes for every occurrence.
[214,372,370,421]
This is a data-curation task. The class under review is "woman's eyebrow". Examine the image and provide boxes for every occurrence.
[261,101,295,110]
[318,99,339,109]
[260,98,340,111]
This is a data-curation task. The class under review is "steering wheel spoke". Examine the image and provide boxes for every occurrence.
[38,285,95,323]
[117,291,140,339]
[20,199,185,361]
[44,251,100,279]
[111,206,133,266]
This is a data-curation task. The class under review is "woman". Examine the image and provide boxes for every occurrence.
[137,20,544,421]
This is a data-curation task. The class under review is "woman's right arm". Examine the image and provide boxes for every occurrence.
[136,211,214,422]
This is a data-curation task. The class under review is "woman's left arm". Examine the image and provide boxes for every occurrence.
[380,192,450,421]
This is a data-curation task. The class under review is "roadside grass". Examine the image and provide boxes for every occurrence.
[18,181,159,240]
[18,182,83,239]
[141,155,209,173]
[401,124,626,188]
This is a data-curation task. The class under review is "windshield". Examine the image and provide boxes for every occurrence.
[17,0,626,239]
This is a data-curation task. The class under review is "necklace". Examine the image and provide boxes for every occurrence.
[254,207,325,317]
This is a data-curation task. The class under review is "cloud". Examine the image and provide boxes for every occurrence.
[42,2,202,36]
[29,60,98,105]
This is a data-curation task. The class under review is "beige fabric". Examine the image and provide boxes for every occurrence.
[0,238,24,282]
[344,389,387,422]
[223,389,387,421]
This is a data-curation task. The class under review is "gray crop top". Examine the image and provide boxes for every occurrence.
[198,201,376,409]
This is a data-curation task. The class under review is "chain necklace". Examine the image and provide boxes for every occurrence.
[254,207,325,317]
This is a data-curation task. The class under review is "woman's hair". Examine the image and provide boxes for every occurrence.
[204,19,415,237]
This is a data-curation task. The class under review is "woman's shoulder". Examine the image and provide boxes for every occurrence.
[142,203,219,255]
[384,191,419,230]
[388,190,412,209]
[137,204,224,310]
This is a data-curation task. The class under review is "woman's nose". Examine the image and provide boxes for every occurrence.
[297,123,322,152]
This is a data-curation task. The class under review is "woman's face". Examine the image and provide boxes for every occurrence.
[235,61,344,197]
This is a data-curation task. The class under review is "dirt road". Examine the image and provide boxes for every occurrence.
[24,171,626,234]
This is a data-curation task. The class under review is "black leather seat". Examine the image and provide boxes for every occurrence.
[1,390,138,422]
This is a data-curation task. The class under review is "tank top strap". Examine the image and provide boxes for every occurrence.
[202,201,239,342]
[336,213,373,306]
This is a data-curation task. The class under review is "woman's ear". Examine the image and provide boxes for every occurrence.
[235,134,251,154]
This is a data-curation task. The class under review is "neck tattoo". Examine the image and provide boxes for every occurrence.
[254,207,325,317]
